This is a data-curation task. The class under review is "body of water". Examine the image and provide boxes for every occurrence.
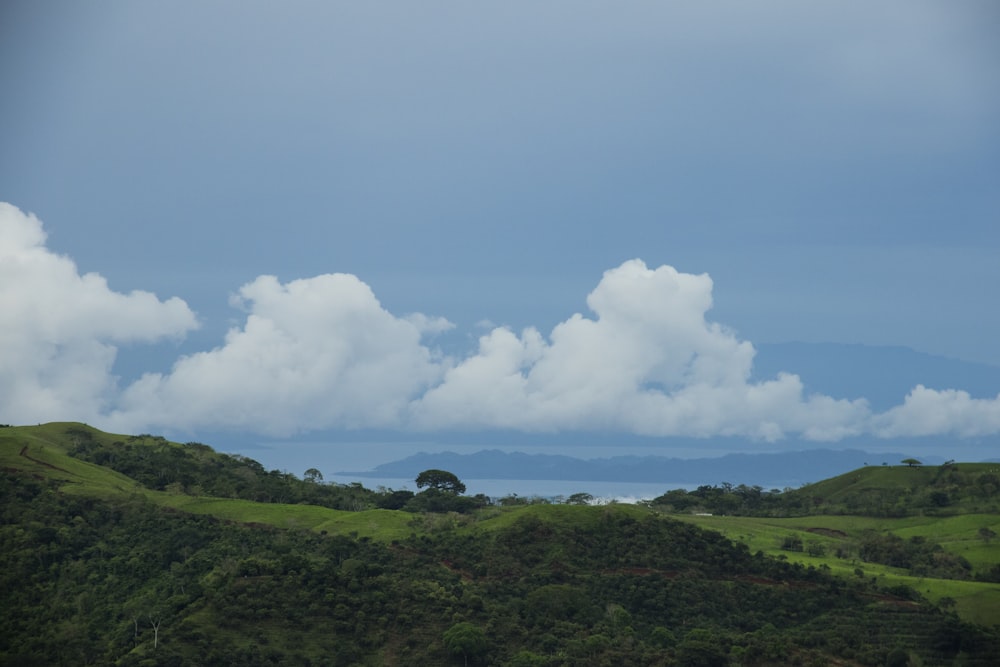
[328,475,695,503]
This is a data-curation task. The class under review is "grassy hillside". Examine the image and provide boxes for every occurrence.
[0,423,145,496]
[0,423,414,540]
[2,423,999,665]
[672,512,1000,627]
[4,468,998,666]
[798,462,1000,514]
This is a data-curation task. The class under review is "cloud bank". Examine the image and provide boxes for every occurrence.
[0,204,197,424]
[2,203,998,442]
[410,261,869,441]
[110,273,445,436]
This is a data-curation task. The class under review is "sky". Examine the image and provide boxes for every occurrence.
[2,2,999,469]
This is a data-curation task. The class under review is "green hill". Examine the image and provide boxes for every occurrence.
[2,423,999,666]
[648,461,1000,628]
[796,462,1000,515]
[1,423,416,539]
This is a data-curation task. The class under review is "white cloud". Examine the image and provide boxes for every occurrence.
[411,260,871,440]
[5,203,1000,443]
[108,273,445,436]
[0,203,197,425]
[873,385,1000,438]
[404,312,455,336]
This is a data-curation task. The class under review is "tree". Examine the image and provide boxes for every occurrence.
[780,535,804,552]
[901,458,922,467]
[676,629,728,667]
[506,651,547,666]
[442,622,486,666]
[886,647,910,667]
[149,614,163,649]
[376,489,414,509]
[415,469,466,495]
[806,540,827,557]
[303,468,323,483]
[929,490,950,507]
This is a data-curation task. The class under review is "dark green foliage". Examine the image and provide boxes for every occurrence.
[402,467,487,514]
[805,540,827,557]
[650,462,1000,519]
[780,534,804,552]
[442,622,487,665]
[376,489,416,509]
[415,469,467,495]
[885,647,910,667]
[3,456,999,666]
[65,429,385,510]
[404,488,487,514]
[675,629,729,667]
[976,564,1000,583]
[505,650,547,666]
[566,492,594,505]
[858,531,973,579]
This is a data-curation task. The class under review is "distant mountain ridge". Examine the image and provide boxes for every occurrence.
[340,448,944,489]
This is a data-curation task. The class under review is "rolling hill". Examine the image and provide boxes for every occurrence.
[1,423,998,666]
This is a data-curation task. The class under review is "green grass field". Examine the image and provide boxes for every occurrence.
[1,426,148,498]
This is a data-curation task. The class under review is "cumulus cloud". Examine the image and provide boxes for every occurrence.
[5,202,1000,443]
[0,203,197,424]
[107,273,446,435]
[410,260,871,440]
[873,385,1000,438]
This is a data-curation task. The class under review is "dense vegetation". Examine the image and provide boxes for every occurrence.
[5,471,998,666]
[1,423,999,665]
[649,462,1000,519]
[63,428,490,515]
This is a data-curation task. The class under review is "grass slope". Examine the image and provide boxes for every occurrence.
[4,422,998,628]
[674,512,1000,626]
[801,462,1000,513]
[0,424,410,540]
[0,424,144,496]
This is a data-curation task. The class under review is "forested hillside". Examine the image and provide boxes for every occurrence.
[649,462,1000,518]
[1,424,999,666]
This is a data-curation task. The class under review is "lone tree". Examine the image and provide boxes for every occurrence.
[303,468,323,483]
[566,492,594,506]
[442,622,487,666]
[901,458,922,467]
[415,469,466,495]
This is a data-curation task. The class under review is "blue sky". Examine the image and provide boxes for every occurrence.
[2,2,999,466]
